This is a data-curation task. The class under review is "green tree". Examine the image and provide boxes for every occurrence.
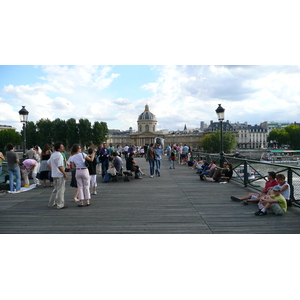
[78,118,92,148]
[24,121,38,148]
[36,118,53,146]
[52,118,68,147]
[92,121,108,145]
[267,128,289,147]
[66,118,79,148]
[0,129,22,152]
[201,131,236,153]
[267,124,300,148]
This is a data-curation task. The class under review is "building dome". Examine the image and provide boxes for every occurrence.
[138,104,156,121]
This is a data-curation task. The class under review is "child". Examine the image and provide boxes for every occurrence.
[255,185,287,216]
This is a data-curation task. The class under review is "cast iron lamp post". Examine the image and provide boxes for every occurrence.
[19,106,29,159]
[215,104,225,167]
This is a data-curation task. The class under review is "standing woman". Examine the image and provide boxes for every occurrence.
[69,144,95,207]
[146,143,155,178]
[0,151,5,176]
[169,146,176,169]
[87,147,98,195]
[6,143,21,192]
[96,144,103,175]
[154,143,163,176]
[39,144,53,187]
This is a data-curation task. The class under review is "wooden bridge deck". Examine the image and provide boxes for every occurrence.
[1,157,300,234]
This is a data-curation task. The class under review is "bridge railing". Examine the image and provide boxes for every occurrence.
[191,152,300,207]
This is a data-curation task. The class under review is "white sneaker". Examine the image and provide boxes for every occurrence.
[150,175,154,178]
[92,191,97,195]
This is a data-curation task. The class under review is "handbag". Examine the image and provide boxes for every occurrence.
[82,153,89,168]
[107,167,117,176]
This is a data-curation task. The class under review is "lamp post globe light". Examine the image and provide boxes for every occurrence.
[18,106,29,159]
[215,104,225,167]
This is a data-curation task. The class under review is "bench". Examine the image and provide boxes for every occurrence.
[123,171,133,181]
[111,168,124,182]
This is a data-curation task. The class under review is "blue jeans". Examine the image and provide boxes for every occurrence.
[101,159,109,177]
[155,159,161,175]
[0,166,2,176]
[8,166,21,192]
[149,160,155,176]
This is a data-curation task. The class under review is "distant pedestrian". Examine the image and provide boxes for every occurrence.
[154,143,163,176]
[146,143,155,177]
[47,142,68,209]
[6,143,21,192]
[96,144,103,175]
[87,147,98,195]
[170,146,176,169]
[0,151,5,176]
[39,144,53,187]
[99,143,110,178]
[67,148,79,202]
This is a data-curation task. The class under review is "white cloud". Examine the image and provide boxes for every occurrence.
[0,102,20,124]
[40,65,120,93]
[2,65,300,132]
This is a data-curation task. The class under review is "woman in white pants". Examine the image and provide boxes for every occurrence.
[69,144,95,207]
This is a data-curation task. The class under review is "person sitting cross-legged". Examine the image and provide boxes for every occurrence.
[230,171,278,205]
[254,185,287,216]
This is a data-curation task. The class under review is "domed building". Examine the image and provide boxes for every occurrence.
[137,104,157,133]
[107,103,206,149]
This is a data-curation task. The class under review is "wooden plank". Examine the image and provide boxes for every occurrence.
[1,156,300,234]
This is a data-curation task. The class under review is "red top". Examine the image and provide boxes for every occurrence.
[262,179,278,194]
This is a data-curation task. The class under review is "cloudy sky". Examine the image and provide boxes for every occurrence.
[1,65,300,132]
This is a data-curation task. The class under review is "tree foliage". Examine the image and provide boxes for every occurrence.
[22,118,109,150]
[24,121,38,147]
[267,124,300,149]
[78,118,92,148]
[36,118,53,146]
[201,131,237,153]
[0,129,22,152]
[66,118,79,148]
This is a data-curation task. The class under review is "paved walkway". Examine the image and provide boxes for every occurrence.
[1,157,300,233]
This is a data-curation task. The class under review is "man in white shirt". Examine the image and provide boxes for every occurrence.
[47,142,68,209]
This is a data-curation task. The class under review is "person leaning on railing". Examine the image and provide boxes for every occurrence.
[230,171,278,205]
[267,174,291,207]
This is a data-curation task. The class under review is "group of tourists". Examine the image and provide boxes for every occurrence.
[165,143,192,169]
[2,140,291,218]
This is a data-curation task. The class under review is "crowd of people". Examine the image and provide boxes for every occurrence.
[1,141,293,217]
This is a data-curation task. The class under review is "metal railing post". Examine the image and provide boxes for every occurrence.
[243,161,248,187]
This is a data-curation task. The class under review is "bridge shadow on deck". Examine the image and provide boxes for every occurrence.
[1,157,300,234]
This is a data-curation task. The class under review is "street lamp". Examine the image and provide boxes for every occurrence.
[215,104,225,167]
[19,106,29,159]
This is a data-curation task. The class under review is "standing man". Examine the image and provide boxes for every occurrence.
[100,142,110,178]
[123,144,129,160]
[182,144,189,164]
[47,141,68,209]
[26,145,35,159]
[6,143,21,193]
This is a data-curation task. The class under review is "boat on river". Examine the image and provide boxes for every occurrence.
[232,166,257,180]
[260,150,300,165]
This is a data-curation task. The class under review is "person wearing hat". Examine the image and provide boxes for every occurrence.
[255,185,287,216]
